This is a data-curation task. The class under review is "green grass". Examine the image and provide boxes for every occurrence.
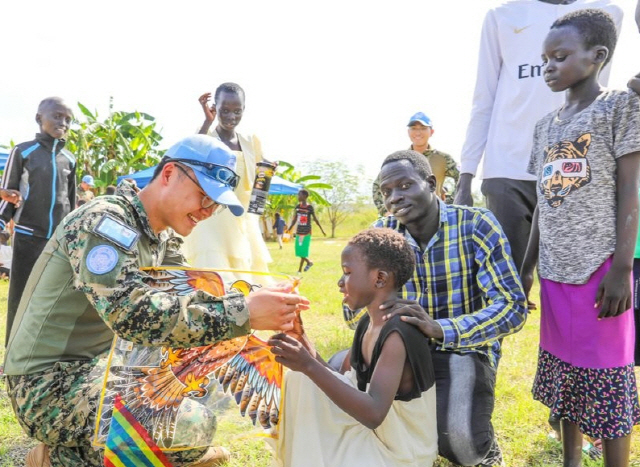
[2,213,640,465]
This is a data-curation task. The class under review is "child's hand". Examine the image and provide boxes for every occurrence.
[519,269,538,311]
[0,189,22,208]
[595,267,632,319]
[198,92,216,123]
[284,311,317,358]
[287,311,305,340]
[269,333,316,373]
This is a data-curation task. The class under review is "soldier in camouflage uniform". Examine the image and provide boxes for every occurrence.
[372,112,459,216]
[3,135,309,467]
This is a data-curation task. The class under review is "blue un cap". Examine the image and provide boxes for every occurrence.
[165,135,244,216]
[82,175,95,187]
[407,112,433,128]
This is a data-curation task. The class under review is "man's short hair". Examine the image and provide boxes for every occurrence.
[298,189,309,197]
[381,150,433,181]
[348,228,415,289]
[551,9,618,66]
[214,82,246,105]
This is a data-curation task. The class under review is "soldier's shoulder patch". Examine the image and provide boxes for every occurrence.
[86,244,119,275]
[92,213,140,251]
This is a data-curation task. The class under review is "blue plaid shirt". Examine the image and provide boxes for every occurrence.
[372,201,527,368]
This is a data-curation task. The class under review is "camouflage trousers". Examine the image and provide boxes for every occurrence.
[6,354,208,467]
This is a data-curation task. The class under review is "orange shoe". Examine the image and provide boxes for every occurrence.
[188,446,231,466]
[25,444,51,467]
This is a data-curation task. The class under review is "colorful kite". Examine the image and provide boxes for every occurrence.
[94,267,294,451]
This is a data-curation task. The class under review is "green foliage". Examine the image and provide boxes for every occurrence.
[66,98,164,191]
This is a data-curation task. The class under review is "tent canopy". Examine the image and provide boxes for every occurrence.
[0,152,8,171]
[117,166,302,195]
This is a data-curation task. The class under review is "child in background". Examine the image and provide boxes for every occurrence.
[269,228,437,467]
[521,10,640,467]
[273,212,286,249]
[0,97,76,345]
[182,83,271,272]
[288,189,325,273]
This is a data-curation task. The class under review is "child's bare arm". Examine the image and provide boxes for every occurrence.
[270,331,406,429]
[520,206,539,309]
[312,212,326,236]
[288,213,297,232]
[596,151,640,318]
[197,92,216,135]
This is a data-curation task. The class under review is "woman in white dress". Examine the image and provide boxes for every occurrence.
[181,83,271,272]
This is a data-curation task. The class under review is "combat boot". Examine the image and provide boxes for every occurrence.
[188,446,231,466]
[25,444,51,467]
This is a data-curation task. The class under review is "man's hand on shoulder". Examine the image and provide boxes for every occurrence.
[380,298,444,339]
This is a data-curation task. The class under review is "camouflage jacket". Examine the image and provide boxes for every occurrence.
[372,146,460,216]
[3,182,251,376]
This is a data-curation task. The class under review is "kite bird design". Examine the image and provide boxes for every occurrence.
[99,267,282,448]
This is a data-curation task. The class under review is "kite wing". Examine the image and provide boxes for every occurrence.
[214,334,283,429]
[95,267,293,450]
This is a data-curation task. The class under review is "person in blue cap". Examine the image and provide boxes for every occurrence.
[78,174,96,204]
[372,112,459,217]
[3,134,310,467]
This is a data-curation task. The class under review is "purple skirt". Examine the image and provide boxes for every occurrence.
[532,258,640,438]
[539,257,634,368]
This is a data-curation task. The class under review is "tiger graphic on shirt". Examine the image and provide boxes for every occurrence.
[540,133,592,208]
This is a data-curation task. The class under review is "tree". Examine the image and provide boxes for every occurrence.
[66,98,164,191]
[303,160,369,238]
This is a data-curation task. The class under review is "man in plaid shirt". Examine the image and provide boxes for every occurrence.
[374,150,527,467]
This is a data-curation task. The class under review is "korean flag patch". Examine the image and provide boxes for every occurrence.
[93,214,140,251]
[86,245,119,275]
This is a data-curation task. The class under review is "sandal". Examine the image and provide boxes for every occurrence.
[582,442,602,460]
[303,262,313,272]
[547,432,602,460]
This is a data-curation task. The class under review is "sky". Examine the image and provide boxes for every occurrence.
[1,0,639,183]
